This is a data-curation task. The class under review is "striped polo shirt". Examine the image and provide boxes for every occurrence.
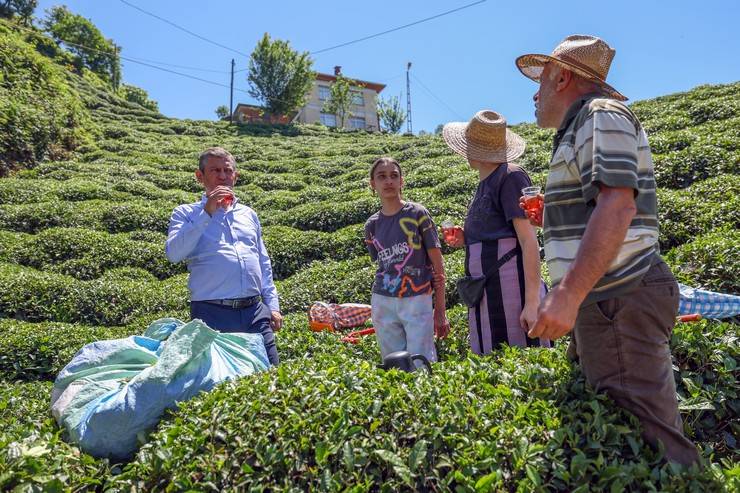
[543,93,660,306]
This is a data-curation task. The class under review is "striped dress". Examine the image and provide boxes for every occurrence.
[466,238,550,354]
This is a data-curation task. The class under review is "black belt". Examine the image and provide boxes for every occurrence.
[202,296,261,309]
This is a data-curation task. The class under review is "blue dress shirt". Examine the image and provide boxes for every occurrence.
[165,196,280,312]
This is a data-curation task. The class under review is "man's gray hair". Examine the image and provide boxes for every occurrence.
[198,147,236,171]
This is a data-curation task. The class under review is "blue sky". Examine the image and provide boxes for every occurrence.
[36,0,740,133]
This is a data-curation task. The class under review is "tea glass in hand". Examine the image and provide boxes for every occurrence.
[440,219,456,244]
[221,191,235,208]
[521,186,543,216]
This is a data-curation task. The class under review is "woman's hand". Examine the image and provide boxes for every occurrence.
[519,300,539,334]
[519,194,544,228]
[440,226,465,248]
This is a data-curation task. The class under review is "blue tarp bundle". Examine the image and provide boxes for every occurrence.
[51,318,269,460]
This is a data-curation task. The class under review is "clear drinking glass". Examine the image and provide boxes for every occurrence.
[440,219,456,243]
[521,186,542,215]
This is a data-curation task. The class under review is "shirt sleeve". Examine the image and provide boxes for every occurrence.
[577,108,640,205]
[499,168,531,223]
[165,205,211,263]
[418,206,441,250]
[254,212,280,312]
[364,219,379,261]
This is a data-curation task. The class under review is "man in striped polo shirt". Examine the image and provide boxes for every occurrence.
[516,35,699,465]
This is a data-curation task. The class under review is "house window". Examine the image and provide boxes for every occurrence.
[320,112,337,127]
[318,85,331,101]
[349,116,366,129]
[351,90,365,106]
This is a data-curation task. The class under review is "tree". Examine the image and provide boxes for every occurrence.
[434,124,444,135]
[215,105,230,120]
[43,6,121,88]
[377,96,406,134]
[247,33,314,117]
[0,0,37,24]
[322,74,354,129]
[118,84,158,112]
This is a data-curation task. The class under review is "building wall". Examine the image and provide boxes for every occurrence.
[296,81,381,131]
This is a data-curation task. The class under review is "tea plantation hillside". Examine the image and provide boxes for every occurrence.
[1,19,738,491]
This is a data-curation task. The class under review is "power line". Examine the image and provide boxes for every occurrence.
[411,73,464,120]
[310,0,487,55]
[121,57,246,93]
[117,0,249,58]
[124,56,229,73]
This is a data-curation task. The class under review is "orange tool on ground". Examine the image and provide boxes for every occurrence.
[340,328,376,344]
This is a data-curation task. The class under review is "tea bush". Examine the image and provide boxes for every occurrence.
[671,320,739,456]
[4,227,183,280]
[0,319,135,381]
[665,229,740,293]
[114,334,736,492]
[0,381,114,491]
[0,263,188,325]
[657,174,740,249]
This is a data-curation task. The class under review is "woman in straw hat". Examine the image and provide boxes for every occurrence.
[441,110,549,354]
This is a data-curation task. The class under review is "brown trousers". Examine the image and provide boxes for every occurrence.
[570,260,700,466]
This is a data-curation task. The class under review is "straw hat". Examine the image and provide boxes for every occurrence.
[515,34,627,101]
[442,110,525,164]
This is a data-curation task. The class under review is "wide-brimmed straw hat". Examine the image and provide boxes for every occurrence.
[515,34,627,101]
[442,110,525,164]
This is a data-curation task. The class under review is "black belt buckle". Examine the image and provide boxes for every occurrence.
[230,296,260,309]
[205,296,261,309]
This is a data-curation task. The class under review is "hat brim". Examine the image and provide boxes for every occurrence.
[515,53,628,101]
[442,122,526,164]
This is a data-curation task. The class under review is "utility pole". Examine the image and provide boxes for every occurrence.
[229,58,235,124]
[405,62,413,135]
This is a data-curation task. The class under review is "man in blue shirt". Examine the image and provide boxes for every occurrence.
[166,147,282,365]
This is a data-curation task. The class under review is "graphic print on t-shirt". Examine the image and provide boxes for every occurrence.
[364,204,440,298]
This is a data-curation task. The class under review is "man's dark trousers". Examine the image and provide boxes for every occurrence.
[571,260,699,465]
[191,301,279,366]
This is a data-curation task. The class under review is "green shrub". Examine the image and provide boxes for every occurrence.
[0,25,90,176]
[0,263,188,325]
[665,229,740,293]
[654,145,736,189]
[671,320,739,456]
[271,197,378,232]
[0,319,135,380]
[276,256,375,313]
[657,175,740,249]
[263,225,367,281]
[2,227,181,280]
[0,381,114,490]
[114,339,733,491]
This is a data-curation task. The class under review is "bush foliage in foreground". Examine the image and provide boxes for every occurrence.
[114,333,736,492]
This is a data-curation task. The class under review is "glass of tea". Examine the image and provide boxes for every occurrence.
[222,192,234,208]
[440,219,457,243]
[521,186,543,215]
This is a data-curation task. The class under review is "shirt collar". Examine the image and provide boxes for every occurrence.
[552,92,604,156]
